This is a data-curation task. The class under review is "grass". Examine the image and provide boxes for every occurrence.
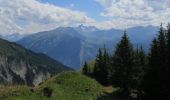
[0,86,34,100]
[0,71,105,100]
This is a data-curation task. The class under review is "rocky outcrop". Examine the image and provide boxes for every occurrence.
[0,39,72,86]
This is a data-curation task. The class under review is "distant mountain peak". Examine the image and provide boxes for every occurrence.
[17,25,159,69]
[76,24,99,33]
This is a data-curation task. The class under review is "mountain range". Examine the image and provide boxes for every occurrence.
[1,33,27,42]
[13,25,159,69]
[0,38,71,86]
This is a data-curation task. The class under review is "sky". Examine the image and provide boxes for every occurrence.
[40,0,106,21]
[0,0,170,35]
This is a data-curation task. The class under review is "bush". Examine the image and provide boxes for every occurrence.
[43,87,53,97]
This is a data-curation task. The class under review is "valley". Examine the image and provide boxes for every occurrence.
[0,0,169,99]
[16,25,158,69]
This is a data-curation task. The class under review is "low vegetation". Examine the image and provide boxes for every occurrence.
[0,72,105,100]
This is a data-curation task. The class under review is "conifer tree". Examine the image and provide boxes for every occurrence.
[103,46,111,85]
[134,46,146,92]
[112,32,136,98]
[164,23,170,99]
[82,61,89,76]
[139,46,146,70]
[166,23,170,66]
[157,24,167,66]
[143,24,168,100]
[143,39,163,100]
[93,48,104,84]
[93,47,110,86]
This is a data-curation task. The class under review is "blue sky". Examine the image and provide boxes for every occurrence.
[40,0,106,21]
[0,0,170,34]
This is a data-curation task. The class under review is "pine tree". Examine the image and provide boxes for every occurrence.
[166,23,170,67]
[112,32,136,98]
[103,46,111,85]
[93,47,111,86]
[93,48,104,84]
[164,23,170,99]
[148,38,159,70]
[142,24,168,100]
[139,46,146,70]
[82,61,89,76]
[157,24,167,66]
[134,46,146,94]
[143,38,162,100]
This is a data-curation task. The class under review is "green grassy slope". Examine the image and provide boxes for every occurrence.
[0,72,104,100]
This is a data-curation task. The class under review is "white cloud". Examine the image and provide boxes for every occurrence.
[96,0,170,29]
[0,0,95,35]
[0,0,170,35]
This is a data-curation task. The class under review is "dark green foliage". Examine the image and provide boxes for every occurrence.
[166,23,170,69]
[142,24,170,100]
[138,46,146,70]
[82,25,170,99]
[82,61,89,76]
[142,38,159,99]
[148,38,159,68]
[43,87,53,97]
[112,32,136,98]
[167,23,170,45]
[166,24,170,83]
[165,23,170,100]
[103,47,112,85]
[134,46,146,97]
[93,47,111,86]
[93,48,104,85]
[88,32,146,99]
[157,24,167,66]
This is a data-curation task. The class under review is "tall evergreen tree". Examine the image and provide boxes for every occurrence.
[103,46,112,85]
[164,23,170,99]
[157,24,167,66]
[93,47,110,86]
[142,38,159,100]
[166,23,170,66]
[134,45,146,72]
[143,24,168,100]
[82,61,89,76]
[134,46,146,93]
[139,46,146,70]
[93,48,104,85]
[112,32,136,98]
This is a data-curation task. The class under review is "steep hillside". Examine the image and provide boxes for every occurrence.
[0,38,71,86]
[17,27,99,69]
[1,33,27,42]
[0,72,104,100]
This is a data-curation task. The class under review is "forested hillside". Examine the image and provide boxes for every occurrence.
[82,24,170,100]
